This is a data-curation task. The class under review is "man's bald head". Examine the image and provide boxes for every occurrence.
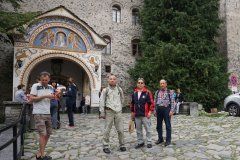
[159,79,167,90]
[108,74,117,87]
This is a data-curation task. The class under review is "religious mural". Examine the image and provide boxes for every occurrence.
[26,17,95,49]
[33,27,87,52]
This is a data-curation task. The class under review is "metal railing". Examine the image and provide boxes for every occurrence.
[0,103,26,160]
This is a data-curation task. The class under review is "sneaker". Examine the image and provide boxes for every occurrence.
[147,144,152,148]
[135,143,144,149]
[103,148,111,154]
[120,146,126,152]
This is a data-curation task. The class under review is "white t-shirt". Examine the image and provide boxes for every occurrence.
[30,83,53,114]
[138,91,142,100]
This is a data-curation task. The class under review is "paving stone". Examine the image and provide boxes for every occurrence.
[162,157,177,160]
[49,151,64,159]
[17,114,240,160]
[218,150,232,158]
[206,144,225,151]
[81,156,102,160]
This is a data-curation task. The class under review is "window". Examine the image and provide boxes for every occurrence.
[105,65,111,73]
[112,5,121,23]
[132,39,141,56]
[102,36,111,55]
[132,8,139,25]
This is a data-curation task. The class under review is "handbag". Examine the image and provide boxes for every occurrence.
[128,119,135,134]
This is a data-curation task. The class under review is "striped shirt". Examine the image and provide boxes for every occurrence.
[154,89,175,112]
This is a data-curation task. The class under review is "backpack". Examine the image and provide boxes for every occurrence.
[105,86,123,105]
[99,86,124,118]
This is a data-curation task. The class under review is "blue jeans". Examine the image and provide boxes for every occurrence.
[50,105,58,128]
[66,100,75,126]
[156,106,171,142]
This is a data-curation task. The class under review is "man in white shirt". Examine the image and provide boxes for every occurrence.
[29,72,56,160]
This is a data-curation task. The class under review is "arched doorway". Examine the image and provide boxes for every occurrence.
[27,58,91,107]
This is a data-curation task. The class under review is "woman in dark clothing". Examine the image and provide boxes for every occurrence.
[175,88,184,114]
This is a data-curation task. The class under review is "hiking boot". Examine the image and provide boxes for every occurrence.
[164,141,171,147]
[147,144,152,148]
[135,143,144,149]
[120,146,126,152]
[103,148,111,154]
[155,139,164,145]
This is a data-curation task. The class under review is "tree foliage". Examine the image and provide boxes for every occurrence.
[0,0,39,33]
[129,0,231,110]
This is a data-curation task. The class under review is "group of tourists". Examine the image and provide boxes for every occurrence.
[99,74,183,154]
[15,71,184,159]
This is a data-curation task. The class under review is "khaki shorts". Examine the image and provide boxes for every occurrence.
[34,114,52,136]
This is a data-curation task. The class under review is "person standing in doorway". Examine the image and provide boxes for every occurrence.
[130,78,154,149]
[66,77,77,127]
[99,74,126,154]
[154,79,175,147]
[85,94,91,114]
[29,72,57,160]
[15,84,28,103]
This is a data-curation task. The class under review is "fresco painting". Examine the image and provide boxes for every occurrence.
[33,27,87,52]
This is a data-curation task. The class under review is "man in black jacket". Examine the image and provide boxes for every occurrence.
[66,77,77,127]
[130,78,154,149]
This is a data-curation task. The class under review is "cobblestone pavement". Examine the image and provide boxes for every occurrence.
[21,113,240,160]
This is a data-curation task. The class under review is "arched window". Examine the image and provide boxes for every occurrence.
[102,36,111,55]
[132,39,141,56]
[132,8,139,25]
[112,5,121,23]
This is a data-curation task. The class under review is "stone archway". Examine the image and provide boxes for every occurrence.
[20,52,96,90]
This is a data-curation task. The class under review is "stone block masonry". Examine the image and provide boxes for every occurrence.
[0,33,14,104]
[1,0,144,104]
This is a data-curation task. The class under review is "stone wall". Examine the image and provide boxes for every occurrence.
[1,0,144,103]
[0,34,14,104]
[218,0,227,57]
[224,0,240,83]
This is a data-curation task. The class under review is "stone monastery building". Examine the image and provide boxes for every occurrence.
[1,0,240,107]
[4,0,144,107]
